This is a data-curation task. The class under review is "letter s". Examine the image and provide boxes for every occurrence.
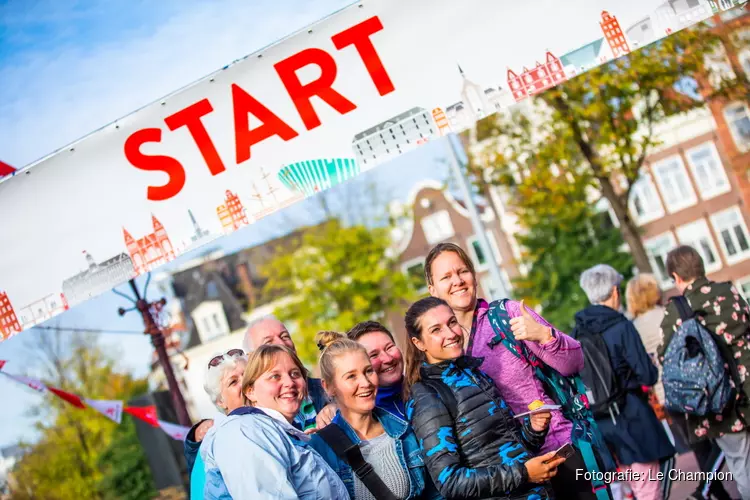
[124,128,186,201]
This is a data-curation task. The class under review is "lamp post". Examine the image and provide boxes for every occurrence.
[117,277,192,427]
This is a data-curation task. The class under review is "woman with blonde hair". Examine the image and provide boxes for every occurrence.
[203,344,349,499]
[310,331,438,500]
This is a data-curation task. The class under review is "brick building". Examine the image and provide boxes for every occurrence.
[0,291,21,339]
[123,215,175,275]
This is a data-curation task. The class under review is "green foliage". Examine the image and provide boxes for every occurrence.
[10,333,154,500]
[98,416,157,500]
[261,219,417,364]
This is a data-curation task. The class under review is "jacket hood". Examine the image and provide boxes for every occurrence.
[573,304,627,337]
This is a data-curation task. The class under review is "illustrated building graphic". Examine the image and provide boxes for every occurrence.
[62,251,136,306]
[445,66,513,132]
[626,0,713,48]
[123,215,176,275]
[352,107,437,168]
[507,52,567,103]
[188,209,210,242]
[217,190,249,234]
[600,11,630,58]
[278,158,360,197]
[16,294,69,329]
[0,291,21,339]
[432,108,452,136]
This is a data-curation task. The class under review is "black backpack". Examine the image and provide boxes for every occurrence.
[577,331,625,423]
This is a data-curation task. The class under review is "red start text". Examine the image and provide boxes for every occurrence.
[124,16,394,201]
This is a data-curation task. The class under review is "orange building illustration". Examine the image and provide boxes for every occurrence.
[123,215,175,275]
[600,11,630,58]
[0,291,21,339]
[507,52,567,102]
[432,108,452,136]
[217,190,249,234]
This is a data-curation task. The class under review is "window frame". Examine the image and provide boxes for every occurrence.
[466,231,503,271]
[709,205,750,265]
[628,173,665,225]
[675,218,722,274]
[735,274,750,302]
[684,141,731,200]
[401,256,428,294]
[724,102,750,153]
[650,154,698,213]
[420,209,455,245]
[644,231,678,288]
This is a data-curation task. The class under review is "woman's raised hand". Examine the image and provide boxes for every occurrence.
[510,300,553,344]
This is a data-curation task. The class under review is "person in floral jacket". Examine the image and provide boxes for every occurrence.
[658,245,750,499]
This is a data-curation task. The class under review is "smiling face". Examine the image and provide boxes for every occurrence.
[217,359,248,414]
[244,352,306,422]
[357,331,404,387]
[411,304,464,364]
[326,351,379,414]
[247,318,296,352]
[428,251,477,314]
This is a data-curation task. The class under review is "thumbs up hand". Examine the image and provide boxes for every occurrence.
[509,300,554,344]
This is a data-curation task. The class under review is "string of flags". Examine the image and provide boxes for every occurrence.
[0,360,190,441]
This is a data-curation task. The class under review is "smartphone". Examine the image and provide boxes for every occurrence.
[544,442,575,463]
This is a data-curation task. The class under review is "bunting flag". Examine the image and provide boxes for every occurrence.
[0,360,6,371]
[1,372,48,393]
[157,419,191,441]
[85,398,123,424]
[48,387,86,409]
[124,405,159,427]
[0,160,14,177]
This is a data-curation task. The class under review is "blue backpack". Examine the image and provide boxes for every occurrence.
[662,296,736,416]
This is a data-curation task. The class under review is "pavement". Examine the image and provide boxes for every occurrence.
[666,452,740,500]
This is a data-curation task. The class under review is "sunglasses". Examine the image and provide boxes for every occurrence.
[208,349,245,369]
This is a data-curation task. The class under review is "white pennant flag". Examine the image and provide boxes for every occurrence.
[85,398,123,424]
[158,420,191,441]
[1,372,48,393]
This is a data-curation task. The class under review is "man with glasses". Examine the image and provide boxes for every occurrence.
[184,316,332,477]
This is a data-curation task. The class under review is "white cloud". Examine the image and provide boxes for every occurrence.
[0,0,353,167]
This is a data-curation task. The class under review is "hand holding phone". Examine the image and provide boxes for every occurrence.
[544,442,575,464]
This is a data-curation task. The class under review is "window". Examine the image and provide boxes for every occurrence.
[466,231,502,270]
[645,232,678,287]
[420,210,455,244]
[651,156,697,212]
[724,103,750,152]
[629,174,664,224]
[676,219,722,274]
[685,142,730,199]
[710,206,750,264]
[402,258,427,293]
[736,275,750,301]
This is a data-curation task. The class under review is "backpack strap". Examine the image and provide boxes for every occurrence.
[316,423,398,500]
[421,378,459,421]
[671,295,694,321]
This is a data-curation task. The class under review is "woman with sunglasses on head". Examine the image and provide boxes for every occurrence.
[404,297,562,499]
[203,344,349,499]
[309,332,439,500]
[423,243,615,500]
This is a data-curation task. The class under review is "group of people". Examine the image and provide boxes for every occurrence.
[181,242,750,500]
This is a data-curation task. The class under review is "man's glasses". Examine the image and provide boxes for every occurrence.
[208,349,245,369]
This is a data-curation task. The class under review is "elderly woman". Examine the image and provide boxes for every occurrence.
[573,265,674,500]
[202,345,349,499]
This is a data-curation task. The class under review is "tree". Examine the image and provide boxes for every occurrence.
[98,415,157,500]
[261,219,417,364]
[471,19,749,272]
[10,330,154,499]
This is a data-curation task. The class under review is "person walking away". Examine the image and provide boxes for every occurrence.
[574,265,675,500]
[658,246,750,499]
[310,332,439,499]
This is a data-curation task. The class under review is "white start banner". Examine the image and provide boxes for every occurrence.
[0,0,739,341]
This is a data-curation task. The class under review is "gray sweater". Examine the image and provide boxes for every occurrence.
[353,432,409,500]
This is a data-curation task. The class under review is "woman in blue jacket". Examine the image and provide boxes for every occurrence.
[310,332,439,500]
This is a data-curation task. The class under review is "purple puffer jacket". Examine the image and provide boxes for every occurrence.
[468,299,584,454]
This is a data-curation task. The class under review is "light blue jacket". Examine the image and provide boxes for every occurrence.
[309,408,442,499]
[203,407,349,499]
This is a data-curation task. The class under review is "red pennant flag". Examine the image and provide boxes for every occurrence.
[124,405,159,427]
[0,360,6,371]
[0,160,14,177]
[85,398,123,424]
[158,419,191,441]
[48,386,86,409]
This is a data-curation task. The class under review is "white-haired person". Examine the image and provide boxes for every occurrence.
[184,315,333,477]
[203,343,349,499]
[190,348,248,499]
[572,264,675,500]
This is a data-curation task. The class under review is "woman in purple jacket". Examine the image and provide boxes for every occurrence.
[423,243,614,500]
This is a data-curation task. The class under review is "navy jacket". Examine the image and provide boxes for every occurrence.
[185,377,329,475]
[408,356,551,500]
[572,305,675,465]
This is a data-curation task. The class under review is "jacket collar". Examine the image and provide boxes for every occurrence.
[420,355,483,379]
[685,276,711,296]
[228,406,265,417]
[331,407,407,443]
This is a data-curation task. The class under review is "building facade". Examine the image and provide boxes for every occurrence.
[0,292,21,340]
[16,294,68,329]
[507,52,568,103]
[217,190,249,234]
[600,11,631,58]
[445,67,514,131]
[123,215,175,275]
[62,251,135,306]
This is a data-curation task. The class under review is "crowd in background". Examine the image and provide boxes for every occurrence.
[182,242,750,500]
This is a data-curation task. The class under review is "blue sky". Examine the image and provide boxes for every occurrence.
[0,0,450,447]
